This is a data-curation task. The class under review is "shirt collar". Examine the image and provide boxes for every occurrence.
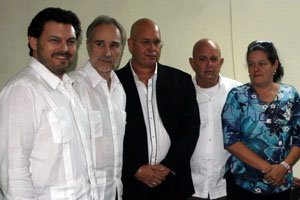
[129,60,158,81]
[29,57,72,89]
[193,74,222,90]
[84,60,120,89]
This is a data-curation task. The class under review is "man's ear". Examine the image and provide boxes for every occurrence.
[28,36,38,51]
[128,38,133,54]
[189,57,195,71]
[220,58,224,66]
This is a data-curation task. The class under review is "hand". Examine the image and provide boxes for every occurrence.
[135,165,166,188]
[263,164,287,187]
[152,164,171,178]
[293,177,300,186]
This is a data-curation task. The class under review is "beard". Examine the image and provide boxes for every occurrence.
[91,55,120,73]
[36,43,73,77]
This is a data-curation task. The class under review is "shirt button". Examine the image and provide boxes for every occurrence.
[278,141,282,146]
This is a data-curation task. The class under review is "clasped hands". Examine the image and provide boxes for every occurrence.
[263,164,288,187]
[135,164,170,188]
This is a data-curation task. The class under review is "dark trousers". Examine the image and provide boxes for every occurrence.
[187,195,227,200]
[225,171,291,200]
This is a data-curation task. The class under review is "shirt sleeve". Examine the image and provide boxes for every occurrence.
[290,88,300,147]
[222,89,242,148]
[0,83,38,199]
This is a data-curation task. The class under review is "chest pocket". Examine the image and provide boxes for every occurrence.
[47,106,73,143]
[89,110,102,138]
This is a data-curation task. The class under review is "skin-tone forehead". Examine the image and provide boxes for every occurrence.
[130,18,160,39]
[90,23,121,41]
[192,38,221,58]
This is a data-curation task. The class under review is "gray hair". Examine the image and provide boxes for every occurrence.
[86,15,126,48]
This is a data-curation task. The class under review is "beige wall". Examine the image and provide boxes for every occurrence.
[1,0,300,175]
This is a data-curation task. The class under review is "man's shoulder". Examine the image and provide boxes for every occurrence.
[68,64,89,81]
[3,67,38,89]
[158,63,189,74]
[158,63,191,79]
[116,62,130,75]
[0,67,43,101]
[221,76,242,88]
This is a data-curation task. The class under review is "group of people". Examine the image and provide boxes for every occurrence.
[0,6,300,200]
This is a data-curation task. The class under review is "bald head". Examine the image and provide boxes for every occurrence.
[189,38,224,88]
[192,38,221,58]
[130,18,160,40]
[128,18,162,69]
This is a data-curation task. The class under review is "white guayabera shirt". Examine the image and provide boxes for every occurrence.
[0,57,98,200]
[70,61,126,200]
[190,75,241,199]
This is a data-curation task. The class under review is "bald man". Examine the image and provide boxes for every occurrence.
[116,18,200,200]
[189,39,241,200]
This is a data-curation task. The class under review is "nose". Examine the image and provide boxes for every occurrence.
[59,42,68,52]
[148,41,156,50]
[253,64,260,72]
[207,59,213,66]
[104,46,112,56]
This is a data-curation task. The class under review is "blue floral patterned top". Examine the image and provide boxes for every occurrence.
[222,83,300,195]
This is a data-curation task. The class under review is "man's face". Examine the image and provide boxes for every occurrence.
[190,42,223,88]
[87,24,122,74]
[29,21,77,78]
[128,23,162,69]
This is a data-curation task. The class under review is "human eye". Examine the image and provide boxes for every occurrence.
[68,39,76,46]
[141,39,150,46]
[153,39,162,47]
[247,62,255,67]
[49,37,60,43]
[110,42,120,49]
[95,41,105,47]
[199,56,207,62]
[258,61,267,67]
[211,56,219,62]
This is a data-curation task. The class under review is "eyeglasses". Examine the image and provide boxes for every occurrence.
[137,38,164,48]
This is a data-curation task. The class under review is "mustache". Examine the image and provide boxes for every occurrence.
[52,52,72,58]
[98,56,113,62]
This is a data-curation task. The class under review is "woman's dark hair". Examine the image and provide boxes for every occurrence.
[246,40,284,82]
[27,7,81,56]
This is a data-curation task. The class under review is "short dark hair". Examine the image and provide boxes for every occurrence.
[86,15,126,48]
[27,7,81,56]
[247,40,284,82]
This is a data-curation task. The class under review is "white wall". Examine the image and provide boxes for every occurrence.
[1,0,300,175]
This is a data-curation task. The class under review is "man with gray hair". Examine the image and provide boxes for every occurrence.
[69,15,126,200]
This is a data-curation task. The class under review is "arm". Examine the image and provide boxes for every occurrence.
[226,142,271,171]
[222,89,271,172]
[263,146,300,187]
[0,84,37,199]
[160,73,200,173]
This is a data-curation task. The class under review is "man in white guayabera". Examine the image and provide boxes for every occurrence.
[69,15,126,200]
[189,38,241,200]
[0,7,98,200]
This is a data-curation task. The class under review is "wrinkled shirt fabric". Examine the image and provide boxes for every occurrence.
[70,61,126,200]
[0,57,98,200]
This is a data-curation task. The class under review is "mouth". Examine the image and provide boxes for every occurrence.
[99,59,113,64]
[253,74,262,77]
[146,54,157,60]
[52,52,71,61]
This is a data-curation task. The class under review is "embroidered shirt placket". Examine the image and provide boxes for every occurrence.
[146,77,157,165]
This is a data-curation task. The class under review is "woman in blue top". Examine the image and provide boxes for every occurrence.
[222,40,300,200]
